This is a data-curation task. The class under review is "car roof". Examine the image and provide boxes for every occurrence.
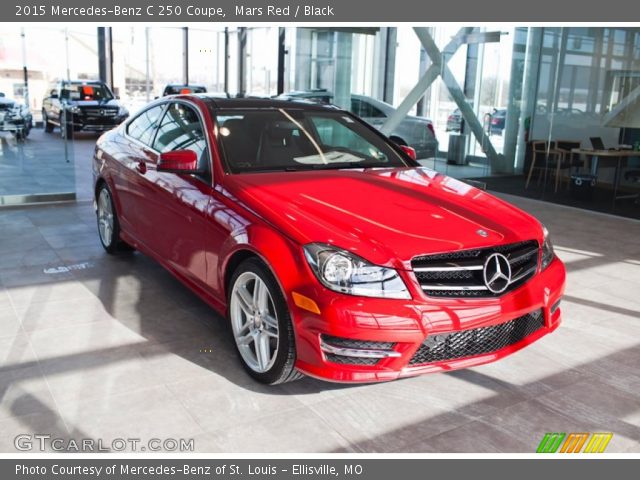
[196,95,341,111]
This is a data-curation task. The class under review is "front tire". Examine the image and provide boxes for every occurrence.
[228,258,302,385]
[43,110,54,133]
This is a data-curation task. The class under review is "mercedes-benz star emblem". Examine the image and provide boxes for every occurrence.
[483,253,512,294]
[476,229,488,237]
[100,109,105,116]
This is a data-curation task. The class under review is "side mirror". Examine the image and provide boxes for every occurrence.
[399,145,417,161]
[157,150,200,174]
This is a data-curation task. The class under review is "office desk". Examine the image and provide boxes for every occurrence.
[571,148,639,206]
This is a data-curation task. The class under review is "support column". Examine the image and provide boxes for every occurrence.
[97,27,114,89]
[515,27,543,172]
[224,28,229,93]
[415,28,501,165]
[380,27,473,136]
[332,32,353,110]
[183,27,189,85]
[277,27,286,95]
[238,28,247,95]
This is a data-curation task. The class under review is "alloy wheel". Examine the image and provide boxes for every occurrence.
[230,272,280,373]
[97,188,114,247]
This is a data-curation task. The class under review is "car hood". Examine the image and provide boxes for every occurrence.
[225,167,543,269]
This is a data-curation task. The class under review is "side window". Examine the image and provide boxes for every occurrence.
[127,105,165,146]
[153,103,210,181]
[350,98,386,118]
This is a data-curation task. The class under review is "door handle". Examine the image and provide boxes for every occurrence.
[136,161,147,174]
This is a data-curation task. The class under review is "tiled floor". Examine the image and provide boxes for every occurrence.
[0,196,639,453]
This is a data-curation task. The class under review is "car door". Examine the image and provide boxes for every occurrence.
[143,101,212,287]
[116,103,167,242]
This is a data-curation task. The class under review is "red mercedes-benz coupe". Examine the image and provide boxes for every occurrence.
[93,96,565,384]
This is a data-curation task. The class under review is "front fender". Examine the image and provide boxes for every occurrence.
[218,224,307,309]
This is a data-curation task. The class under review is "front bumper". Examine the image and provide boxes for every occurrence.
[292,256,565,383]
[68,116,127,132]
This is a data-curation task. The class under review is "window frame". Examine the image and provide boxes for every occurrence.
[124,100,214,185]
[152,100,213,184]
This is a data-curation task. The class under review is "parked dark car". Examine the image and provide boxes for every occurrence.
[489,109,507,135]
[162,84,208,96]
[446,108,463,132]
[42,80,129,138]
[276,90,439,159]
[0,92,32,141]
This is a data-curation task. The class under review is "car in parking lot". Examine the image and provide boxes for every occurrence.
[0,92,32,141]
[42,80,129,138]
[162,84,208,96]
[276,90,439,159]
[93,95,565,384]
[489,108,507,135]
[446,108,463,132]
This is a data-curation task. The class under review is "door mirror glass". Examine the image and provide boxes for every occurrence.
[157,150,200,174]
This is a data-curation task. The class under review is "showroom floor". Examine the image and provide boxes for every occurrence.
[1,143,639,452]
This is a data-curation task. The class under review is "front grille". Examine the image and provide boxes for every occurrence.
[82,107,118,117]
[409,309,544,365]
[412,240,539,298]
[324,354,380,366]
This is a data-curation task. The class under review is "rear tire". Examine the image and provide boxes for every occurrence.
[228,258,303,385]
[96,183,127,254]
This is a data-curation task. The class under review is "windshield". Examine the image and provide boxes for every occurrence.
[214,109,408,173]
[61,83,114,101]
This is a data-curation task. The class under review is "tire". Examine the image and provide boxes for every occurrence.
[43,111,54,133]
[228,258,303,385]
[96,183,124,254]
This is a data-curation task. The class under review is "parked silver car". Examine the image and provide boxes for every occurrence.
[276,90,439,159]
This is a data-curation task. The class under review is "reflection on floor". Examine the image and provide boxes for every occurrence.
[0,129,97,203]
[418,156,489,179]
[479,174,640,221]
[0,197,639,453]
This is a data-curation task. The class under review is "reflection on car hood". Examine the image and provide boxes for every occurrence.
[226,167,542,268]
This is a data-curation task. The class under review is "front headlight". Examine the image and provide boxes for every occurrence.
[67,105,81,114]
[303,243,411,299]
[118,106,129,117]
[541,225,555,270]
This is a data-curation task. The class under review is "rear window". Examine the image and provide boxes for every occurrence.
[214,108,408,173]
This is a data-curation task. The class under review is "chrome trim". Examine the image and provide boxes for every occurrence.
[508,249,538,265]
[420,285,488,291]
[0,192,76,207]
[510,265,538,284]
[413,265,483,272]
[320,340,401,359]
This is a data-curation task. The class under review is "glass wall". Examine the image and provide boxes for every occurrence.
[0,26,79,204]
[2,25,639,217]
